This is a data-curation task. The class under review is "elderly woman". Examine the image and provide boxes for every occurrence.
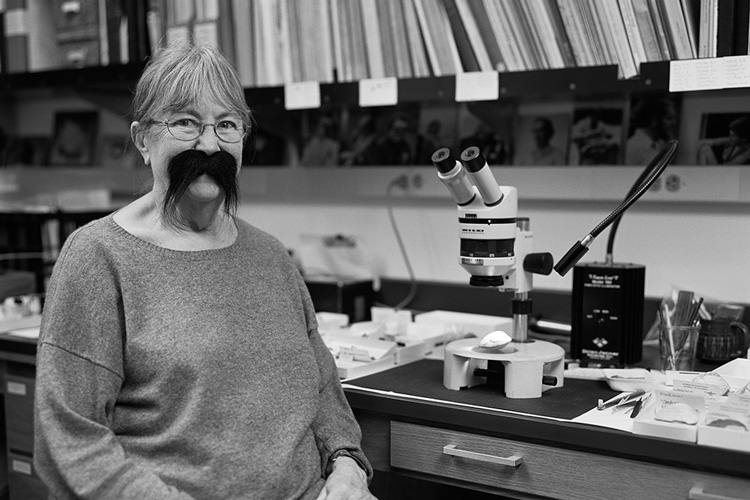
[34,41,375,500]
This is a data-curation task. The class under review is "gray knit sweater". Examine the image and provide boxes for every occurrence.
[34,215,370,500]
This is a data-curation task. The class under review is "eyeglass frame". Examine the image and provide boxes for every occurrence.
[155,118,249,144]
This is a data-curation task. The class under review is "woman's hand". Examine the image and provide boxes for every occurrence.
[314,456,377,500]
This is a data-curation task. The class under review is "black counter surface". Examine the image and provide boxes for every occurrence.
[344,359,750,479]
[344,358,615,420]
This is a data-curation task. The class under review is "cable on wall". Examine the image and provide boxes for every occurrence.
[384,175,418,310]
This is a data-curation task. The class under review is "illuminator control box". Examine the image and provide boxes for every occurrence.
[570,262,645,367]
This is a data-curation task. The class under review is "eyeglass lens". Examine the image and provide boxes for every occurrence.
[166,120,244,143]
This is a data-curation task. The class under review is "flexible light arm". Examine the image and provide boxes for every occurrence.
[553,139,679,276]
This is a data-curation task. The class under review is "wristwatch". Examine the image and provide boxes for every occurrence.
[326,449,368,479]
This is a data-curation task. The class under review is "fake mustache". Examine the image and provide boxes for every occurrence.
[163,149,240,218]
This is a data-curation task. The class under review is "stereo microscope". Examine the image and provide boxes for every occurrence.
[432,146,565,399]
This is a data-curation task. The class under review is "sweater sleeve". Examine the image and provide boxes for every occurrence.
[34,229,195,500]
[295,273,374,481]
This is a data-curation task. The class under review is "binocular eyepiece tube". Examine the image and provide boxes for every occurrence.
[432,147,475,206]
[432,147,503,206]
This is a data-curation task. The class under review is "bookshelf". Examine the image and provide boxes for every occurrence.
[1,0,750,207]
[2,4,750,499]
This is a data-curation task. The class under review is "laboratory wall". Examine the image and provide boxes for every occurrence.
[237,195,750,304]
[6,95,750,305]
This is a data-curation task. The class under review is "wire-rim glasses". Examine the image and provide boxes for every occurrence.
[160,118,246,143]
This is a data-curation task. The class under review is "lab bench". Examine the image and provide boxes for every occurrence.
[2,332,749,500]
[344,359,750,500]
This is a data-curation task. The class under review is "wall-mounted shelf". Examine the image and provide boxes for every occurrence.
[244,62,675,109]
[0,64,145,93]
[1,61,676,104]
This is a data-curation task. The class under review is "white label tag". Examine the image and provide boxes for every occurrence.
[166,26,191,46]
[5,8,28,37]
[669,59,725,92]
[455,71,499,102]
[285,81,321,110]
[359,77,398,107]
[339,346,372,362]
[724,55,750,88]
[7,381,26,396]
[193,22,219,48]
[12,459,32,475]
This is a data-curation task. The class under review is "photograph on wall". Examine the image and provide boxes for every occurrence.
[624,91,681,166]
[369,104,422,166]
[48,111,99,166]
[298,106,343,167]
[412,102,460,165]
[337,106,382,166]
[1,136,51,166]
[244,104,298,167]
[513,112,571,166]
[567,104,624,165]
[98,135,143,170]
[456,101,515,166]
[695,112,750,165]
[337,103,421,167]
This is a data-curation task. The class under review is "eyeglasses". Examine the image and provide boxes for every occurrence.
[160,118,246,143]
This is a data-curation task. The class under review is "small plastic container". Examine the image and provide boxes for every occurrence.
[602,368,654,392]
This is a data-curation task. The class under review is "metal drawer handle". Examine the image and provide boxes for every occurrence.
[689,486,745,500]
[443,444,523,467]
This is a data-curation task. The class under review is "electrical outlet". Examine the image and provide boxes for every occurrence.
[390,174,409,190]
[665,174,681,192]
[389,174,423,192]
[411,174,423,189]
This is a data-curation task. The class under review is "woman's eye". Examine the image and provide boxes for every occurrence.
[218,120,239,131]
[173,118,199,128]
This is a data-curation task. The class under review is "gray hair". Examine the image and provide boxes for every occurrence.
[131,41,253,132]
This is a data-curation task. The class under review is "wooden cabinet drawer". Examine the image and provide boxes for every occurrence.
[8,452,47,500]
[391,422,750,500]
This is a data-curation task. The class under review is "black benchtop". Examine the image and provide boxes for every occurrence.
[344,358,615,420]
[343,359,750,479]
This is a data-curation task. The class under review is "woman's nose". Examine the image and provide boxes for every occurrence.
[195,125,222,153]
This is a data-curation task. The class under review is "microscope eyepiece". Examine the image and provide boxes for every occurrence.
[432,147,456,174]
[459,147,503,206]
[460,146,484,172]
[432,147,475,205]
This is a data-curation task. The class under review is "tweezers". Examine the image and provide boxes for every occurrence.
[629,393,652,418]
[597,389,645,411]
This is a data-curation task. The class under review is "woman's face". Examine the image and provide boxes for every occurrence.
[133,97,245,204]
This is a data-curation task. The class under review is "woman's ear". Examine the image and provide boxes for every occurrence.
[130,121,150,166]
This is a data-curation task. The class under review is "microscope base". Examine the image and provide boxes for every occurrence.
[444,338,565,399]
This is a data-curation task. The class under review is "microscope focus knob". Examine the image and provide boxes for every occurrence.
[524,253,554,276]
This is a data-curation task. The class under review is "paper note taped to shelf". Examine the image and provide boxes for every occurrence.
[669,56,750,91]
[669,59,725,92]
[455,71,499,102]
[359,77,398,107]
[724,56,750,88]
[285,81,321,110]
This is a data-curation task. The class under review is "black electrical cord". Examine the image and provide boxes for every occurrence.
[384,176,418,310]
[554,139,679,276]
